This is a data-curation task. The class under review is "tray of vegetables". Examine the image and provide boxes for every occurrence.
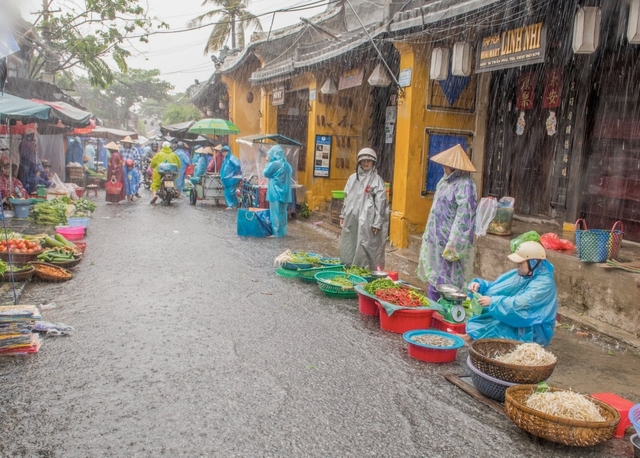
[314,271,367,298]
[375,288,430,307]
[282,252,322,270]
[37,247,82,268]
[343,265,373,281]
[29,262,74,282]
[0,260,34,282]
[0,237,43,262]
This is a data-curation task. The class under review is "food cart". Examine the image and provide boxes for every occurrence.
[188,172,225,206]
[236,134,302,209]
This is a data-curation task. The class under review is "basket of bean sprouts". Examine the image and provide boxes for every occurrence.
[505,385,620,447]
[469,339,557,384]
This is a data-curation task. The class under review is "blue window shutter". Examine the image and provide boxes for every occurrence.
[426,134,468,192]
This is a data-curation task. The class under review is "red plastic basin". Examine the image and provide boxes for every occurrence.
[55,226,85,240]
[407,342,459,363]
[376,301,434,334]
[431,312,466,335]
[356,290,379,316]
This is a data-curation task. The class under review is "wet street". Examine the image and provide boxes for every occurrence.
[0,195,634,457]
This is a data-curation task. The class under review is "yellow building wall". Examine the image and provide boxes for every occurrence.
[221,65,261,158]
[390,42,477,249]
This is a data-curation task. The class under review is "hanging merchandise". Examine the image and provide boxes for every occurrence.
[516,111,526,136]
[545,111,557,136]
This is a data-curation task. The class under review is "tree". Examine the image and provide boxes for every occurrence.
[189,0,262,55]
[163,104,201,125]
[28,0,168,87]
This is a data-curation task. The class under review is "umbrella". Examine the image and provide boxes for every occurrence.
[188,118,240,136]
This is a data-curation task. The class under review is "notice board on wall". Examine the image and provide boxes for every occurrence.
[314,135,332,177]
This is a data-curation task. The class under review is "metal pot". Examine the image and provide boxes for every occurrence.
[370,271,389,279]
[443,291,468,302]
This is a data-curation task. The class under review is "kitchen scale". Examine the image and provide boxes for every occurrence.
[435,284,468,324]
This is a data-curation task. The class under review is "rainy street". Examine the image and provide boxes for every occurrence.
[0,197,631,457]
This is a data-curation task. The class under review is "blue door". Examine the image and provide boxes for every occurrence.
[425,134,469,192]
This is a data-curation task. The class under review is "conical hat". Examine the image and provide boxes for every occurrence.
[104,141,120,151]
[122,135,134,143]
[430,144,476,172]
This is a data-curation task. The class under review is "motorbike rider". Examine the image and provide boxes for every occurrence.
[149,142,181,205]
[142,142,159,185]
[174,141,191,197]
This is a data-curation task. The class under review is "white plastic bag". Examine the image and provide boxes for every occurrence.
[475,197,498,236]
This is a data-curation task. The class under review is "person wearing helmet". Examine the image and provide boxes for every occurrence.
[174,141,191,196]
[123,158,140,202]
[417,144,478,300]
[339,148,389,269]
[464,241,558,347]
[263,145,290,235]
[149,141,181,204]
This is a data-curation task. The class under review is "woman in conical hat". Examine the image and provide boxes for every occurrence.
[417,144,478,300]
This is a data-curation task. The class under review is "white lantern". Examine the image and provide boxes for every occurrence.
[572,6,601,54]
[452,42,472,77]
[430,47,449,81]
[628,0,640,44]
[320,78,338,95]
[368,63,392,87]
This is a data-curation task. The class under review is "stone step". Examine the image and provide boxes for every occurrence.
[407,233,422,253]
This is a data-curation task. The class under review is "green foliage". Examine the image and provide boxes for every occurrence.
[30,0,169,87]
[300,203,311,218]
[163,104,201,125]
[189,0,263,54]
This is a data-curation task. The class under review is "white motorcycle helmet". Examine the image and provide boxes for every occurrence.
[357,148,377,164]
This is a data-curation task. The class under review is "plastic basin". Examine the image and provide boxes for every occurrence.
[354,286,378,316]
[55,226,84,240]
[9,199,31,218]
[376,301,434,333]
[403,330,464,363]
[331,190,345,199]
[467,356,517,402]
[67,217,90,228]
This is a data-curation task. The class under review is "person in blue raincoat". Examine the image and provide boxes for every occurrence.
[123,159,140,202]
[464,241,558,347]
[66,137,84,165]
[174,141,191,195]
[189,146,211,184]
[263,145,292,237]
[219,145,242,210]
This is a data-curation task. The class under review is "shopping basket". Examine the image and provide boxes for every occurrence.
[574,219,624,263]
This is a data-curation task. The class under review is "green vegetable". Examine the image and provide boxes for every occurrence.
[363,279,399,295]
[45,236,65,248]
[344,266,370,277]
[55,233,74,247]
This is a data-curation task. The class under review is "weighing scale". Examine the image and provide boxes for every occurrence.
[435,284,468,324]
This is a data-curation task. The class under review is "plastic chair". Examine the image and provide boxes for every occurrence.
[591,392,635,438]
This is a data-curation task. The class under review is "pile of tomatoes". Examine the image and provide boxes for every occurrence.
[0,239,42,254]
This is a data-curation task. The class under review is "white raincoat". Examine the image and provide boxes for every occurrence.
[339,165,389,269]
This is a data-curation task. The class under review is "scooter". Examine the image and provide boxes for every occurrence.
[142,157,152,190]
[156,163,179,206]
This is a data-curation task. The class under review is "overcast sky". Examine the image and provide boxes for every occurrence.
[18,0,329,93]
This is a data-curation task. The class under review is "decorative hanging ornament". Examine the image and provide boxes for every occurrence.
[546,111,557,136]
[516,111,526,136]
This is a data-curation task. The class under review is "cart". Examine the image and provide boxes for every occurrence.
[188,172,225,206]
[236,134,303,210]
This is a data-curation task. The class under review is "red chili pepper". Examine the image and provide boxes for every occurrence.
[375,288,423,307]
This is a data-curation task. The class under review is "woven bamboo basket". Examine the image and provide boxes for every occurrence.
[504,385,620,447]
[29,262,74,282]
[48,254,83,269]
[469,338,556,384]
[0,249,44,264]
[0,265,35,282]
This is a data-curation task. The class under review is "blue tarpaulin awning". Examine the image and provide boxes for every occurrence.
[0,93,51,123]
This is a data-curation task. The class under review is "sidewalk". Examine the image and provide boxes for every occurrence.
[306,210,640,350]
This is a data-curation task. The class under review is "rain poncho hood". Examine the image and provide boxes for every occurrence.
[417,170,477,289]
[124,164,140,197]
[466,260,558,347]
[220,146,242,188]
[339,160,389,269]
[263,145,292,204]
[149,146,181,192]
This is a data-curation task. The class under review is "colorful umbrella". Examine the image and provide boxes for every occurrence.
[188,118,240,136]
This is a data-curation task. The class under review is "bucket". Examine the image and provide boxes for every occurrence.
[9,199,31,218]
[355,287,379,316]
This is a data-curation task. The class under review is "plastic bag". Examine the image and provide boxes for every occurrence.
[498,196,515,208]
[510,230,540,253]
[475,197,498,236]
[540,232,575,251]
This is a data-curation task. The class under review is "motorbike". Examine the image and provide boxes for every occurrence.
[156,162,179,205]
[142,156,153,190]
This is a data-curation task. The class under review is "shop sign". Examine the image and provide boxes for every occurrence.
[309,88,316,101]
[477,22,546,73]
[338,68,364,90]
[314,135,332,177]
[398,68,412,87]
[272,85,285,106]
[542,69,562,108]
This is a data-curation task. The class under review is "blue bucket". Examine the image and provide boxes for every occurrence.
[9,200,30,218]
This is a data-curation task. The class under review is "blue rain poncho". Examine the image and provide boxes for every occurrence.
[174,147,191,191]
[339,161,389,269]
[123,165,140,197]
[466,260,558,347]
[263,145,292,237]
[220,146,242,208]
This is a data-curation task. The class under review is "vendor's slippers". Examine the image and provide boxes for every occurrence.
[150,196,158,205]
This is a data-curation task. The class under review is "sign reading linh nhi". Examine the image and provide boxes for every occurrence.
[477,22,546,73]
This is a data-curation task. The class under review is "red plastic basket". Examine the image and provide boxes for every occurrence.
[376,301,434,334]
[355,287,378,316]
[431,312,466,334]
[72,241,87,254]
[407,341,459,363]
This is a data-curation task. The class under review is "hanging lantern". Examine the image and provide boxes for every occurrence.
[452,42,472,77]
[572,6,601,54]
[628,0,640,44]
[368,63,391,87]
[430,47,449,81]
[320,78,338,95]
